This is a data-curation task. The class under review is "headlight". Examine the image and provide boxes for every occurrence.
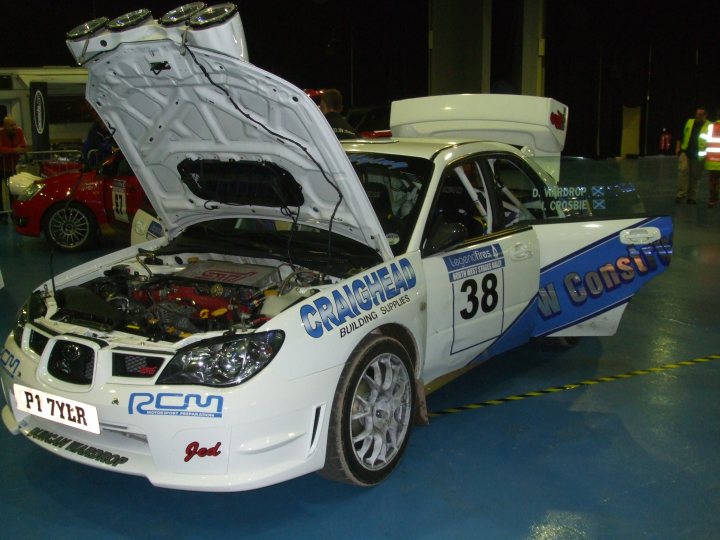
[157,330,284,387]
[13,292,47,348]
[18,182,44,201]
[13,304,29,348]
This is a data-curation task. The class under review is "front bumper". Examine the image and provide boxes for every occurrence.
[11,200,41,236]
[12,215,29,228]
[1,333,341,491]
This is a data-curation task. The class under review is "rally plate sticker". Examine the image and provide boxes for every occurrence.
[13,384,100,434]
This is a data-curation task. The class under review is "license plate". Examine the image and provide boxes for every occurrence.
[13,384,100,434]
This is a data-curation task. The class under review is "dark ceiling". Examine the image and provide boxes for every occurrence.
[3,0,717,156]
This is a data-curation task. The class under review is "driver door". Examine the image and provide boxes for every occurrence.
[421,156,540,383]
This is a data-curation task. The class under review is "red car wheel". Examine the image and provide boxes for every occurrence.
[42,203,98,251]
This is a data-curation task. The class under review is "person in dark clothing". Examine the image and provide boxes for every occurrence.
[319,88,357,140]
[0,116,27,223]
[82,116,115,168]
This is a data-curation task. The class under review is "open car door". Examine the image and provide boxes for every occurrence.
[420,147,671,379]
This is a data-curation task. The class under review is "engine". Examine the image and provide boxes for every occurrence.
[51,259,323,342]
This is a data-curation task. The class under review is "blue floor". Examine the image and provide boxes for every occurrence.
[0,156,718,539]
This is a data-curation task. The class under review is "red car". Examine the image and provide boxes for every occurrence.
[11,152,149,251]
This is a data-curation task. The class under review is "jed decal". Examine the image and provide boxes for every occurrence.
[26,427,129,467]
[185,441,222,462]
[1,348,20,378]
[300,258,417,338]
[128,393,224,418]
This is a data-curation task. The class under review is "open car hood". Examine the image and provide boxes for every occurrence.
[67,8,392,260]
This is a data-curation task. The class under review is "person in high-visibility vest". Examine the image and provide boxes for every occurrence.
[675,107,710,204]
[704,118,720,207]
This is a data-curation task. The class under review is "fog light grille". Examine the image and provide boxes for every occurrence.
[48,340,94,384]
[112,353,164,378]
[29,330,50,356]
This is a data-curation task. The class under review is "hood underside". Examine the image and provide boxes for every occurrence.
[69,11,392,259]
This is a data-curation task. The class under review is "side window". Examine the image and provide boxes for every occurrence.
[350,156,428,254]
[485,156,546,226]
[424,159,491,254]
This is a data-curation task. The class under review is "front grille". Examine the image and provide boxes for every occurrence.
[48,340,95,384]
[29,330,50,356]
[112,353,165,378]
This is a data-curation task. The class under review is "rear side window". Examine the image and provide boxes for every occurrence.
[482,156,548,226]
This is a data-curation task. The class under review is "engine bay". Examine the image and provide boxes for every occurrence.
[49,255,328,342]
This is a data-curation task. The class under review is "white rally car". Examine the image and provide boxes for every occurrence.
[0,4,672,491]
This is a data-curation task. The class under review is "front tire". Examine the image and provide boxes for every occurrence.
[42,203,97,251]
[321,336,416,486]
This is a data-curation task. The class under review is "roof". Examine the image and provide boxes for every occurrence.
[342,138,522,160]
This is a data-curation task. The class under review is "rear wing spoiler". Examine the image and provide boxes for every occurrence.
[390,94,568,179]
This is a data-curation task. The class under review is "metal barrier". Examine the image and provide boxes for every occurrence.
[1,150,82,217]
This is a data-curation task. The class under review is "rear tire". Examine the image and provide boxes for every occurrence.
[321,336,416,486]
[42,203,97,251]
[538,336,581,349]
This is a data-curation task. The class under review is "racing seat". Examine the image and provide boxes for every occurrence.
[363,181,400,235]
[432,177,486,240]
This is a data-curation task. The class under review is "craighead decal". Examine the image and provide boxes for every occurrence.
[300,258,417,338]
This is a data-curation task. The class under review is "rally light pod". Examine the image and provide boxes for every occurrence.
[185,3,248,62]
[66,9,178,65]
[66,17,109,41]
[160,3,207,26]
[188,3,237,27]
[106,9,153,32]
[66,3,248,66]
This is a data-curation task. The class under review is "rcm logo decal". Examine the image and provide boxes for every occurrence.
[128,393,224,417]
[33,90,46,135]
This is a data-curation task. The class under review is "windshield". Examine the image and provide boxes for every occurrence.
[345,151,433,254]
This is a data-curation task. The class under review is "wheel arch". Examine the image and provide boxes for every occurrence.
[352,323,429,425]
[347,323,417,371]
